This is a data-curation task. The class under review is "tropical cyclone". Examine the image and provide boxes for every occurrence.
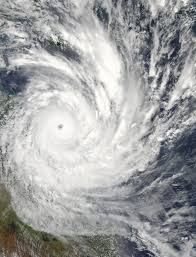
[0,0,195,257]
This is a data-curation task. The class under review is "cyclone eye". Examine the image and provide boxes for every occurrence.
[58,124,64,130]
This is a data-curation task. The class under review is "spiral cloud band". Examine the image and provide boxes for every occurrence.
[0,0,196,256]
[1,2,147,235]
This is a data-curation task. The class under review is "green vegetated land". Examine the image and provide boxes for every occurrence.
[0,185,117,257]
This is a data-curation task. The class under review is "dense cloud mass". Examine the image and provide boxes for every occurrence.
[0,0,196,256]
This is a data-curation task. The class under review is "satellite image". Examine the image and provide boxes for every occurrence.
[0,0,195,256]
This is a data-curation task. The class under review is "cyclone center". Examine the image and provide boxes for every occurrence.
[58,124,64,129]
[33,105,79,152]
